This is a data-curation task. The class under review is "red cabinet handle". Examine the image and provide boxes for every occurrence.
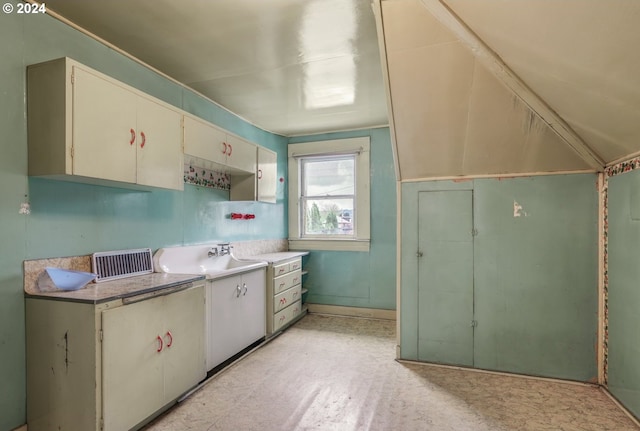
[140,131,146,148]
[227,144,233,156]
[130,129,136,145]
[258,169,263,180]
[156,335,163,353]
[222,142,228,154]
[165,331,173,348]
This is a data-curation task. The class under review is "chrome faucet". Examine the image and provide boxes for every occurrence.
[208,247,219,258]
[218,243,232,256]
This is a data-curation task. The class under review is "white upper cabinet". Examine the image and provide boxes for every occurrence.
[27,57,183,191]
[257,146,277,203]
[182,115,227,166]
[224,133,257,173]
[183,114,256,174]
[183,113,278,202]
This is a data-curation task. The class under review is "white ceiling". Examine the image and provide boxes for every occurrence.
[40,0,640,179]
[42,0,389,137]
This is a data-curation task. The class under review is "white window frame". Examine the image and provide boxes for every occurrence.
[288,137,370,252]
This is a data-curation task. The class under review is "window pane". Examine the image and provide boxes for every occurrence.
[302,157,354,196]
[302,198,354,236]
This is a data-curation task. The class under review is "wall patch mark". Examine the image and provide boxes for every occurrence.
[514,200,528,217]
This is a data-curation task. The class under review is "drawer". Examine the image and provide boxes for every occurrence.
[273,262,290,277]
[274,285,302,313]
[273,300,302,332]
[289,258,302,272]
[273,269,302,295]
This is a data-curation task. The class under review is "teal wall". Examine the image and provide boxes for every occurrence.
[401,174,599,382]
[607,169,640,416]
[289,128,397,310]
[0,6,287,429]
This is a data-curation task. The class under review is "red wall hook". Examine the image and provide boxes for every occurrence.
[230,213,256,220]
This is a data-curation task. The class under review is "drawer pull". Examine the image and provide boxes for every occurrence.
[156,335,163,353]
[242,283,248,296]
[236,284,242,298]
[165,331,173,348]
[293,278,299,284]
[279,282,286,288]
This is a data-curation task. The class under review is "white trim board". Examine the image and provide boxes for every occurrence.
[308,304,396,320]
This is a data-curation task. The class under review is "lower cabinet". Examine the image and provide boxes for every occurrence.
[26,284,205,431]
[102,286,205,430]
[267,257,304,336]
[206,268,266,370]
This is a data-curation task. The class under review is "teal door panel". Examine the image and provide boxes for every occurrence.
[417,191,474,366]
[608,170,640,416]
[472,175,598,381]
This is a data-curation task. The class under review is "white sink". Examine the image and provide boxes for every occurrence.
[153,243,266,280]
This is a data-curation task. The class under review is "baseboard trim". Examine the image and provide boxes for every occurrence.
[307,304,396,320]
[397,359,598,388]
[601,386,640,427]
[11,425,27,431]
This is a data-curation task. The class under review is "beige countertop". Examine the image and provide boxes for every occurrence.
[246,251,309,264]
[25,272,205,304]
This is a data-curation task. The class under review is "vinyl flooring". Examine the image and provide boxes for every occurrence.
[144,313,639,431]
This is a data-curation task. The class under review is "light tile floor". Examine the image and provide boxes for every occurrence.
[144,314,638,431]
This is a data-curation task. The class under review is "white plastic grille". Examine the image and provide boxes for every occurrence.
[92,248,154,283]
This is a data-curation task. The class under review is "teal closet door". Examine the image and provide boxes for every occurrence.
[417,191,474,366]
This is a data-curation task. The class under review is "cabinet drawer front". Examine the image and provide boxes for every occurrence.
[273,285,302,313]
[273,262,290,277]
[273,300,302,332]
[289,258,302,272]
[273,269,302,294]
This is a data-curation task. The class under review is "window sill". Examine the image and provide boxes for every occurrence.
[288,239,370,252]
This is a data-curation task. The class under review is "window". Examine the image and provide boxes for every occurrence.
[288,137,370,251]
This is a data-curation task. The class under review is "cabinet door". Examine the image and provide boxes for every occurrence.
[136,97,183,190]
[225,134,256,173]
[183,115,227,165]
[238,269,266,344]
[208,275,243,369]
[257,147,277,203]
[162,285,205,402]
[72,66,137,184]
[102,296,164,431]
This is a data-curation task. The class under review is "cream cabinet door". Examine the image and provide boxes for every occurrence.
[162,285,205,402]
[72,66,137,184]
[237,269,266,346]
[225,134,257,173]
[102,295,164,431]
[208,274,243,370]
[183,115,227,165]
[257,146,277,203]
[136,97,183,190]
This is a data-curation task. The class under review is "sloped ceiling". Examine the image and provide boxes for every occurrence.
[378,0,640,179]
